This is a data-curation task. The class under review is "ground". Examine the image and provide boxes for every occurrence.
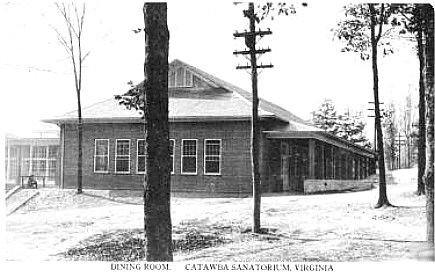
[4,167,434,261]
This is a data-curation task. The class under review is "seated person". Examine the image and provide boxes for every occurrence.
[27,175,38,189]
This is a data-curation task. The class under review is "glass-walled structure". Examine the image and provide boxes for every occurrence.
[5,136,59,189]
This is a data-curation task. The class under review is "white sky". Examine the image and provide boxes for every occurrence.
[0,0,419,139]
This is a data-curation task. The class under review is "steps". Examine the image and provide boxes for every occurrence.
[6,189,40,215]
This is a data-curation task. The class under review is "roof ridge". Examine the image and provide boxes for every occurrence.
[172,59,312,126]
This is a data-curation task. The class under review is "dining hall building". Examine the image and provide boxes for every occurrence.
[43,59,376,195]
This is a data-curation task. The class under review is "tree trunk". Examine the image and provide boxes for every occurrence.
[422,4,434,245]
[369,4,391,208]
[142,3,173,261]
[77,115,83,194]
[247,3,261,234]
[417,17,426,196]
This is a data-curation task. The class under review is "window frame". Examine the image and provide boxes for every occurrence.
[170,139,175,175]
[181,139,197,175]
[204,139,222,175]
[115,139,130,174]
[136,139,145,174]
[94,139,110,173]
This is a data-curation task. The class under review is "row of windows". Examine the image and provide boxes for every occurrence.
[93,139,222,175]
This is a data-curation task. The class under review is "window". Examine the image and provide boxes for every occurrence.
[137,139,145,173]
[170,139,175,174]
[115,139,130,173]
[31,146,47,176]
[181,139,197,174]
[94,139,109,173]
[204,139,221,175]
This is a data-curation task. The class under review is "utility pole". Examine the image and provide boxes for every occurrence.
[367,101,384,153]
[233,2,273,234]
[398,133,401,169]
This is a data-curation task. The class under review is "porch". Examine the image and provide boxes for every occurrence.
[264,131,376,193]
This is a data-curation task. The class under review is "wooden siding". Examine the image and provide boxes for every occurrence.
[62,121,255,193]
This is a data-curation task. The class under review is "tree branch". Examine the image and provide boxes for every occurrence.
[376,3,385,43]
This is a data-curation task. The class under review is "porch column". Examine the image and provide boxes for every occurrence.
[355,157,359,180]
[320,143,325,179]
[308,139,315,179]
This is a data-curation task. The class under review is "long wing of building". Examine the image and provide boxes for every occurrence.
[39,59,376,195]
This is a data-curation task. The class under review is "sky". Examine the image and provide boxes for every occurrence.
[0,0,419,139]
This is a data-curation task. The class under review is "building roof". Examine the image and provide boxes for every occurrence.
[43,59,317,131]
[43,59,375,157]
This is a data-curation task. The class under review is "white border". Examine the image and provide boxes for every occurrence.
[136,139,145,174]
[181,139,197,175]
[93,139,109,173]
[170,139,175,175]
[204,139,222,175]
[115,139,130,174]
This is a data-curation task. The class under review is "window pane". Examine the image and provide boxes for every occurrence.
[116,159,129,172]
[95,157,108,172]
[182,157,196,173]
[169,140,174,155]
[116,140,130,156]
[205,160,220,174]
[206,140,220,155]
[183,140,196,155]
[48,146,58,158]
[138,140,145,156]
[22,146,30,159]
[33,146,46,159]
[48,160,57,176]
[33,160,46,176]
[137,157,145,173]
[170,156,174,173]
[96,140,108,156]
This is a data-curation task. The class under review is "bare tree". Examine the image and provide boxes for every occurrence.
[54,2,89,194]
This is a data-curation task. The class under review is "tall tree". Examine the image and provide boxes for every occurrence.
[115,2,173,261]
[335,4,392,207]
[420,4,434,245]
[312,99,340,135]
[141,2,172,262]
[312,99,371,148]
[390,4,427,194]
[416,12,427,194]
[54,3,89,194]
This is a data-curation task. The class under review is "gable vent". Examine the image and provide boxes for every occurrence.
[169,67,193,88]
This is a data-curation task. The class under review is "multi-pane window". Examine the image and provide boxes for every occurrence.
[168,67,193,88]
[181,139,197,174]
[94,139,109,173]
[32,146,47,176]
[137,139,145,173]
[170,139,175,174]
[115,139,130,173]
[204,139,221,175]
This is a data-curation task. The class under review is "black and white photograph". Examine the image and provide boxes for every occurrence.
[1,0,434,274]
